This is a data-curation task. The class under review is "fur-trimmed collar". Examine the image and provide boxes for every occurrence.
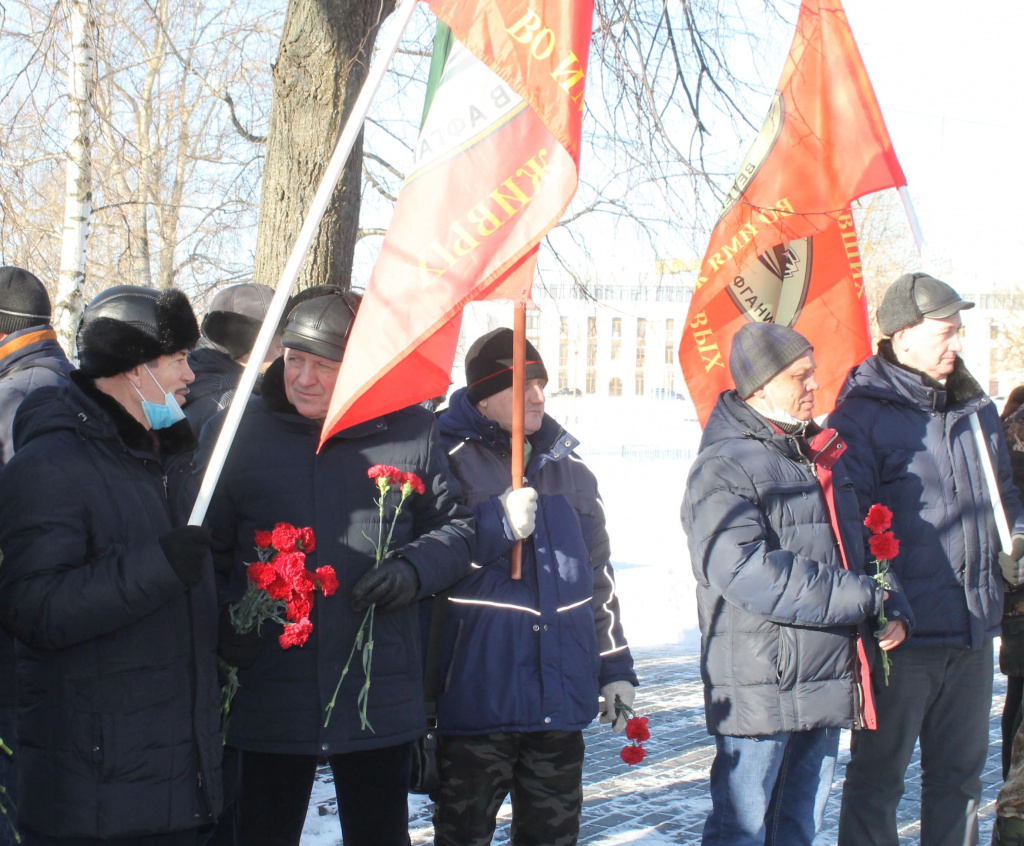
[877,338,983,405]
[70,370,197,456]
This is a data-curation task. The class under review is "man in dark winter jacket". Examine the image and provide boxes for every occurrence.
[683,323,910,846]
[829,273,1024,846]
[0,285,222,845]
[184,282,280,436]
[432,328,638,846]
[198,290,473,846]
[0,266,73,846]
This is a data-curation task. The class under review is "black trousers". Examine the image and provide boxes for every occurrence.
[237,744,413,846]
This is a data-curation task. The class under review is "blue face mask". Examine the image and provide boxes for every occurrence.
[133,365,186,430]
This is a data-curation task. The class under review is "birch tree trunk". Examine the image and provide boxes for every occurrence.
[253,0,396,292]
[54,0,95,353]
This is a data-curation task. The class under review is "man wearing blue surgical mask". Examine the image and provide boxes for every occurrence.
[0,285,223,845]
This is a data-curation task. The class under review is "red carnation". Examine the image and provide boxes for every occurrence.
[265,574,294,602]
[247,561,277,591]
[290,569,316,597]
[274,551,307,578]
[864,504,893,535]
[367,464,402,485]
[401,472,426,496]
[254,530,274,550]
[286,593,313,623]
[620,745,646,766]
[279,617,313,649]
[625,716,651,743]
[271,523,301,553]
[297,527,316,553]
[316,566,339,597]
[869,531,900,561]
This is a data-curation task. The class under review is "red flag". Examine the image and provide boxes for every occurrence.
[679,0,906,426]
[320,1,593,444]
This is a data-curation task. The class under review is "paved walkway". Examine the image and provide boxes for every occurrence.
[305,644,1007,844]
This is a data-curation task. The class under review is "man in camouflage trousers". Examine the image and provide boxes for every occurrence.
[432,329,638,846]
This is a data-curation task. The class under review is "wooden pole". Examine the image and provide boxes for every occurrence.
[510,301,527,579]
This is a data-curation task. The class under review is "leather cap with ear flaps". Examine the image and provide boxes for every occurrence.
[280,291,361,362]
[77,285,199,377]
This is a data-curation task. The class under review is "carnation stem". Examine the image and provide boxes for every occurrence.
[324,606,373,727]
[873,559,892,686]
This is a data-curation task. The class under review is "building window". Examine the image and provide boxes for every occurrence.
[586,369,597,394]
[611,317,622,361]
[560,317,569,337]
[559,338,568,367]
[526,312,540,347]
[636,318,646,366]
[587,316,597,367]
[558,370,569,391]
[665,318,676,364]
[609,377,622,397]
[635,371,645,395]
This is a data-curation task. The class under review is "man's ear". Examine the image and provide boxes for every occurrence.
[123,363,146,389]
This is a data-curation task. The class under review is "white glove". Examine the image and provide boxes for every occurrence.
[599,681,636,734]
[999,536,1024,586]
[499,487,538,540]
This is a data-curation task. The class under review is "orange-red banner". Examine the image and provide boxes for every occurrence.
[321,1,593,444]
[679,0,905,425]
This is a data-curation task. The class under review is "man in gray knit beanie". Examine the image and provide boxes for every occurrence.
[682,319,909,845]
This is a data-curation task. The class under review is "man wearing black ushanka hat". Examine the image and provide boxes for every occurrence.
[683,322,911,846]
[0,285,224,844]
[432,327,638,846]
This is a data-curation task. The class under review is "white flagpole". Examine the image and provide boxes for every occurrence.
[899,185,1013,550]
[189,0,420,526]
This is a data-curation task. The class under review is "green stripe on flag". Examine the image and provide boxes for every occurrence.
[420,20,454,129]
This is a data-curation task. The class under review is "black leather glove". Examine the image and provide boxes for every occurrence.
[159,525,212,588]
[217,608,265,669]
[351,559,420,614]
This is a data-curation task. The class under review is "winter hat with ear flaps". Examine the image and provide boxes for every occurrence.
[201,283,275,360]
[77,285,200,378]
[280,291,361,362]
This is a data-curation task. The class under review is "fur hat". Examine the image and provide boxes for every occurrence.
[77,285,200,377]
[281,291,361,362]
[465,328,548,404]
[201,283,275,359]
[729,322,812,399]
[0,266,51,334]
[877,272,974,336]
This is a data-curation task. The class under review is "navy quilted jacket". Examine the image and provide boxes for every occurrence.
[829,344,1024,648]
[435,388,637,734]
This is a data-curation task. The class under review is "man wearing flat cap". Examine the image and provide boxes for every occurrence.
[198,290,473,846]
[830,273,1024,846]
[683,322,910,846]
[431,327,637,846]
[184,282,282,437]
[0,285,222,844]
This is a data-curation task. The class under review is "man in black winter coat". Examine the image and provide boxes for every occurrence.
[184,282,281,437]
[199,291,473,846]
[682,323,909,846]
[0,285,221,845]
[0,267,73,846]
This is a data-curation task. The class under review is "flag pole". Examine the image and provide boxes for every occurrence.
[188,0,419,526]
[509,300,527,580]
[897,186,1012,549]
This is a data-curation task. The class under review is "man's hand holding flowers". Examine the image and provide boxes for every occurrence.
[599,681,636,734]
[351,557,421,614]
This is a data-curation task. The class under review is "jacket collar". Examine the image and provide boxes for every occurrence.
[0,325,70,377]
[876,339,985,413]
[69,370,197,457]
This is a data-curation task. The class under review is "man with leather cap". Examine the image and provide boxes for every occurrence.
[198,290,473,846]
[184,282,282,436]
[0,285,222,845]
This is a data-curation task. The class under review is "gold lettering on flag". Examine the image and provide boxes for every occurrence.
[688,312,724,372]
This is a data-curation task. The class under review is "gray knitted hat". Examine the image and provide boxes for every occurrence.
[729,322,813,399]
[877,272,973,336]
[0,266,51,334]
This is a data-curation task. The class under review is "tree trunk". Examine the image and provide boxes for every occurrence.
[54,0,95,353]
[253,0,396,293]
